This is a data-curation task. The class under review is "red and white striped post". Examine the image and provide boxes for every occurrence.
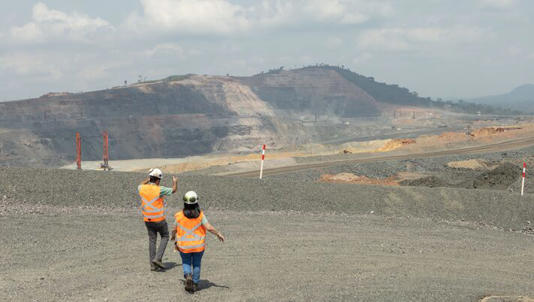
[521,162,526,196]
[259,144,266,179]
[76,132,82,170]
[102,131,110,171]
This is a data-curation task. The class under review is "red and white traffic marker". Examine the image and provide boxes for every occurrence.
[259,144,266,179]
[521,162,526,196]
[76,132,82,170]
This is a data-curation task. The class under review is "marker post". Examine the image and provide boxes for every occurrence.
[259,144,266,179]
[76,132,81,170]
[521,162,526,196]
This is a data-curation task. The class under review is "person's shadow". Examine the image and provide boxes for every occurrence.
[197,280,229,291]
[156,262,180,272]
[179,279,229,292]
[164,261,180,267]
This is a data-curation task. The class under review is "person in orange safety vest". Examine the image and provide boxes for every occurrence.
[138,168,177,271]
[171,191,224,293]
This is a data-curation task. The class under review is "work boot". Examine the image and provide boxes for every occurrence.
[193,283,199,292]
[151,259,165,270]
[150,263,163,272]
[184,274,194,293]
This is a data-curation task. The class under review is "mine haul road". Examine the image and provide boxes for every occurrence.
[227,135,534,177]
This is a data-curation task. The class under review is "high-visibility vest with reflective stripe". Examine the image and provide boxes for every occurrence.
[175,211,206,253]
[139,184,166,222]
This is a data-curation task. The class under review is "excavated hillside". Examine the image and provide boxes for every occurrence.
[0,76,284,166]
[240,67,380,116]
[0,67,463,167]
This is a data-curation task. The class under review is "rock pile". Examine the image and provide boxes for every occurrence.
[469,162,521,190]
[399,176,448,188]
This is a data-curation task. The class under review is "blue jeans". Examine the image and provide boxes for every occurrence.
[179,251,204,284]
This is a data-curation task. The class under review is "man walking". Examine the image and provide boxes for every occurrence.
[138,168,178,271]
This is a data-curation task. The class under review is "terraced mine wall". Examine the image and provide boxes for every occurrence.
[0,66,481,167]
[0,78,282,166]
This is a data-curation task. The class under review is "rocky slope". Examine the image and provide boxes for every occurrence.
[241,67,379,116]
[0,67,461,167]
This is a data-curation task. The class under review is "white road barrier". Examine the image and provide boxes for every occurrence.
[521,162,526,196]
[260,144,266,179]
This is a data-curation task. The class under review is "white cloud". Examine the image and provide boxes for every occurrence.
[10,22,43,42]
[0,53,63,79]
[9,2,113,43]
[257,0,392,28]
[127,0,250,35]
[358,28,443,51]
[357,26,485,51]
[75,58,131,82]
[352,52,373,65]
[505,46,534,60]
[301,0,367,24]
[479,0,517,9]
[126,0,392,35]
[507,46,522,56]
[144,43,185,58]
[326,36,343,49]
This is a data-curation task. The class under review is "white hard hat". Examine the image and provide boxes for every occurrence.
[183,191,198,204]
[148,168,162,179]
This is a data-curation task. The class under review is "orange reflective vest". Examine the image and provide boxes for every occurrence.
[139,184,166,222]
[175,211,206,253]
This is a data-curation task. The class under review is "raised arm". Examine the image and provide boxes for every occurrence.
[205,222,224,242]
[172,176,178,193]
[140,177,150,186]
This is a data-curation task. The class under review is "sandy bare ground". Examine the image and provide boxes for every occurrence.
[1,207,533,302]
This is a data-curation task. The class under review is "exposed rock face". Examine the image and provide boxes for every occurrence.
[241,68,379,117]
[0,67,423,167]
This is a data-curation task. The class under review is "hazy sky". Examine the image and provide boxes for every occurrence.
[1,0,533,101]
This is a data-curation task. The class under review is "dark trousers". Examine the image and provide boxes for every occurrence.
[145,220,169,265]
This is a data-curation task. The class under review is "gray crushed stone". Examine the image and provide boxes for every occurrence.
[268,145,534,194]
[1,166,533,231]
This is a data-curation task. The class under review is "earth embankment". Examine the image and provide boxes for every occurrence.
[1,167,533,231]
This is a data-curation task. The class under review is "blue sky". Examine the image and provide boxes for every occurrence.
[1,0,533,101]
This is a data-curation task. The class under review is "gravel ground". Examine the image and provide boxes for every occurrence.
[1,167,534,231]
[1,166,534,301]
[1,207,533,302]
[267,145,534,193]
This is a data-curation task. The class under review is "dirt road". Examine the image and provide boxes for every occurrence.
[227,135,534,177]
[2,207,533,302]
